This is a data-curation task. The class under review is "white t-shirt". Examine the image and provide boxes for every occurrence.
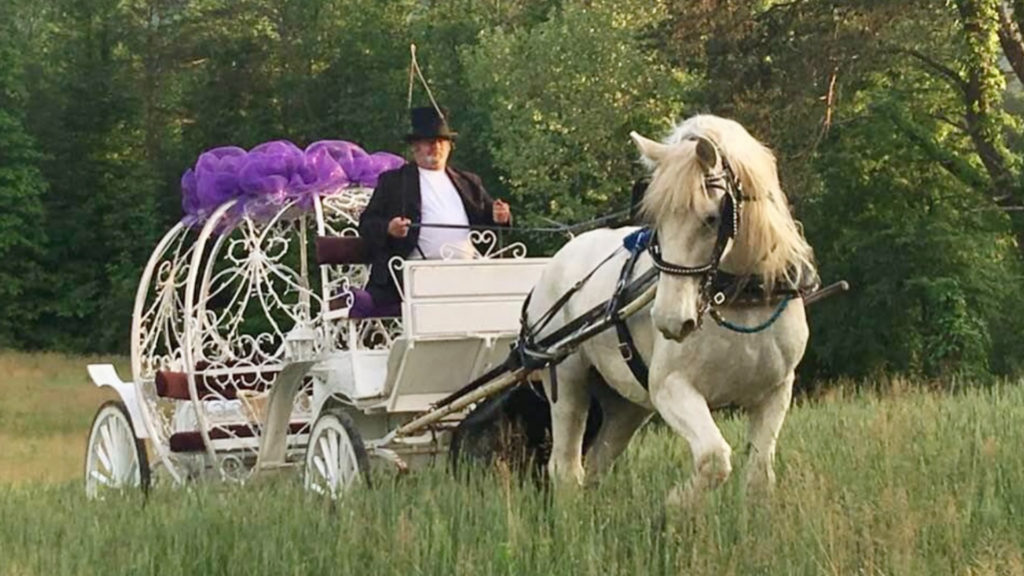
[416,167,473,259]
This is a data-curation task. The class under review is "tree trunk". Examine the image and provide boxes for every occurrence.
[956,0,1017,194]
[997,3,1024,85]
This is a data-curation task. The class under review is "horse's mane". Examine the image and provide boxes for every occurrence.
[640,115,816,289]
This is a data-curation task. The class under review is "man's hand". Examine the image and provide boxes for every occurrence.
[388,217,411,238]
[493,199,511,225]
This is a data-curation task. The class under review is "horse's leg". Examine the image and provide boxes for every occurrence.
[743,373,794,495]
[652,372,732,508]
[543,354,591,489]
[583,374,651,484]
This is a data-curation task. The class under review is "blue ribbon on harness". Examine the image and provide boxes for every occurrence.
[711,295,793,334]
[623,227,653,254]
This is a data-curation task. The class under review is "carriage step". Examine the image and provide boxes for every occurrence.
[155,370,312,400]
[169,422,308,453]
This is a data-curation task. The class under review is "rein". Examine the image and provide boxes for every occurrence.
[409,207,635,237]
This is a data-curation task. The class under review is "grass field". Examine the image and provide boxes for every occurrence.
[0,351,121,483]
[2,350,1024,575]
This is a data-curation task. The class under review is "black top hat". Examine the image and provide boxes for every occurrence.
[405,106,458,142]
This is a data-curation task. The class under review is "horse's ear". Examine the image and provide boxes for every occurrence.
[630,131,669,164]
[695,137,720,173]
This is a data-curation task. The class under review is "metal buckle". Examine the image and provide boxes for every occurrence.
[618,340,633,361]
[712,291,726,306]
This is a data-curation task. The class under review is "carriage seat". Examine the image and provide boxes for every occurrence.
[315,236,368,268]
[380,258,549,411]
[154,362,312,452]
[155,364,313,401]
[400,259,549,339]
[315,235,399,318]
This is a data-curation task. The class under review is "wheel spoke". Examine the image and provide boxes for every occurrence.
[313,454,329,482]
[100,421,116,469]
[96,441,113,474]
[318,435,335,484]
[111,422,128,484]
[345,447,358,483]
[115,423,138,486]
[327,430,339,480]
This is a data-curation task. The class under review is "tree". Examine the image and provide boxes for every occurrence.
[464,0,690,243]
[0,3,48,347]
[25,0,160,351]
[998,0,1024,86]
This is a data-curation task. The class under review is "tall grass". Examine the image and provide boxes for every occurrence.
[0,351,123,483]
[1,352,1023,575]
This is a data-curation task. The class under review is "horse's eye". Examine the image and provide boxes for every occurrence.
[704,215,719,228]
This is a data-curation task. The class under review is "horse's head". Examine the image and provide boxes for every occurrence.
[631,131,739,342]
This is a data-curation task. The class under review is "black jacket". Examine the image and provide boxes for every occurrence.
[358,163,505,305]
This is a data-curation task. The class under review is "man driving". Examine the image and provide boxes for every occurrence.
[352,106,511,318]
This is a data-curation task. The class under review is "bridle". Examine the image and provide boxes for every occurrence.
[646,144,745,323]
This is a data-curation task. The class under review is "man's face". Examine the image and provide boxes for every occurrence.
[411,138,452,170]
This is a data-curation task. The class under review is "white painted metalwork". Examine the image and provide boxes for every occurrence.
[182,199,321,481]
[127,222,198,483]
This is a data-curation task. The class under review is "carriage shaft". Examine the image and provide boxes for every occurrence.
[385,369,531,443]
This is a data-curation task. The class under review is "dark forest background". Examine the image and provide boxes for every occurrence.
[3,0,1024,383]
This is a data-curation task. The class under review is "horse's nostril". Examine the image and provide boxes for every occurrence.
[681,319,697,334]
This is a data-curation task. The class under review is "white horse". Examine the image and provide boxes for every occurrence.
[526,114,816,506]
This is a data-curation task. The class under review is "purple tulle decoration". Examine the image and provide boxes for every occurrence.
[300,140,354,192]
[193,146,247,218]
[238,140,305,204]
[352,152,405,188]
[180,139,405,226]
[180,169,200,224]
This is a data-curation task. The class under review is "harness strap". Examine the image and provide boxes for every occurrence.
[614,319,648,388]
[522,247,623,338]
[710,295,793,334]
[608,230,653,389]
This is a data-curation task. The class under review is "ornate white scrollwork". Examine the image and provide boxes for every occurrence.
[469,230,497,257]
[181,199,327,479]
[466,229,529,260]
[387,256,407,302]
[319,188,373,314]
[130,224,201,482]
[486,242,529,259]
[438,242,477,260]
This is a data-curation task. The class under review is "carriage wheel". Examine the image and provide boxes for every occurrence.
[303,405,369,498]
[84,401,150,499]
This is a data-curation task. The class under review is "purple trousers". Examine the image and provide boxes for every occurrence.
[347,288,401,319]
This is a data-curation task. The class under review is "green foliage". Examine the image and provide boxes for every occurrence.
[0,5,48,348]
[21,0,161,351]
[3,0,1024,385]
[464,0,690,235]
[803,87,1024,379]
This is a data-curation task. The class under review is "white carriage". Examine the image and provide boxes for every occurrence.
[84,184,550,497]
